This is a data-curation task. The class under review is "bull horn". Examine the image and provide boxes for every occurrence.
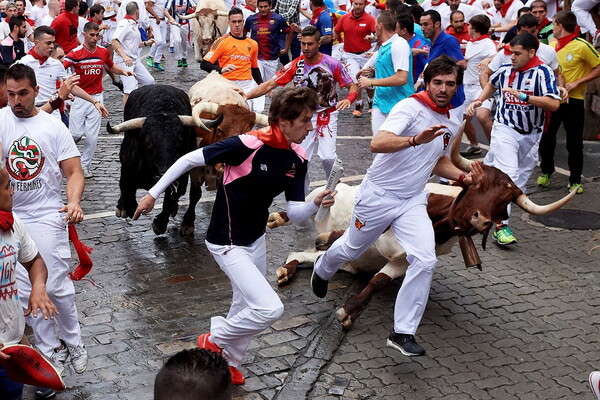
[254,112,269,126]
[450,120,473,172]
[514,189,577,215]
[192,101,222,131]
[216,10,228,16]
[106,117,146,134]
[178,116,196,126]
[176,12,197,20]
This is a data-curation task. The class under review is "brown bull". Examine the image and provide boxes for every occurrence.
[268,129,577,329]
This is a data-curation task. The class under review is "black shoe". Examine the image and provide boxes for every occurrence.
[460,145,482,157]
[386,331,426,356]
[35,387,57,399]
[311,258,329,298]
[112,80,124,92]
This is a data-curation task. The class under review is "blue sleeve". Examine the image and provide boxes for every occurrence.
[319,14,333,36]
[203,136,256,166]
[444,36,464,61]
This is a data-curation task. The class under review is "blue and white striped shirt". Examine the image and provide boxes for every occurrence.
[490,63,560,135]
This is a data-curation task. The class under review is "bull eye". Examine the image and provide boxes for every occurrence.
[473,211,479,219]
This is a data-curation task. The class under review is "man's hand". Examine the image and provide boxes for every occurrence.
[94,101,109,117]
[221,64,238,73]
[59,202,84,224]
[123,55,133,67]
[415,124,449,145]
[565,81,578,93]
[59,74,80,100]
[133,194,157,220]
[558,86,568,101]
[336,99,351,111]
[313,189,336,208]
[279,48,289,55]
[465,99,482,116]
[462,161,484,185]
[357,67,374,79]
[476,57,492,71]
[25,285,58,320]
[290,23,301,33]
[357,76,373,89]
[122,70,136,77]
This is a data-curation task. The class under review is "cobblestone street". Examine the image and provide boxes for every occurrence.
[22,50,600,400]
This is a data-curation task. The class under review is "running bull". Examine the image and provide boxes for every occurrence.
[268,130,577,329]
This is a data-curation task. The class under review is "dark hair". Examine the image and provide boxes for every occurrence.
[64,0,78,12]
[78,0,87,16]
[516,13,538,29]
[396,13,414,35]
[395,3,410,15]
[83,21,99,32]
[517,6,530,17]
[423,54,463,85]
[377,10,396,31]
[5,63,36,87]
[269,86,318,124]
[89,4,104,17]
[228,6,242,18]
[450,10,464,21]
[469,14,490,34]
[257,0,271,5]
[154,349,232,400]
[405,0,418,4]
[0,65,8,86]
[310,0,325,7]
[8,14,25,31]
[301,24,321,40]
[530,0,547,11]
[33,25,55,40]
[386,0,400,11]
[554,10,577,33]
[509,32,539,51]
[422,9,441,25]
[409,4,424,22]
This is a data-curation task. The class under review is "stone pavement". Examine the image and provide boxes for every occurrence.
[22,50,600,400]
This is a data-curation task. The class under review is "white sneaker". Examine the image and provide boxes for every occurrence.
[83,167,93,179]
[68,344,88,374]
[49,341,69,376]
[590,371,600,400]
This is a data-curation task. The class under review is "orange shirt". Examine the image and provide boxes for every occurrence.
[204,34,259,81]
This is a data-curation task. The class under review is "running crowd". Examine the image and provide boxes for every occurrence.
[0,0,599,398]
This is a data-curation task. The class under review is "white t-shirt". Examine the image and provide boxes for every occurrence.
[421,1,452,29]
[0,214,39,345]
[489,42,559,72]
[0,108,81,224]
[29,5,48,27]
[117,0,150,28]
[40,14,55,27]
[464,37,497,84]
[113,18,141,60]
[368,97,461,198]
[491,0,524,39]
[363,34,410,72]
[0,20,10,40]
[97,0,119,18]
[17,56,68,105]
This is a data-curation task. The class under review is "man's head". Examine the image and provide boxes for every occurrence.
[246,0,257,10]
[553,10,577,36]
[228,7,244,36]
[450,10,465,33]
[51,42,64,61]
[448,0,461,11]
[468,14,490,36]
[376,10,396,39]
[4,2,16,18]
[351,0,366,17]
[13,0,23,13]
[33,26,56,57]
[386,0,400,12]
[47,0,60,15]
[154,349,232,400]
[517,6,530,18]
[89,4,104,21]
[5,63,39,118]
[420,10,441,40]
[409,4,424,23]
[0,168,14,213]
[423,55,463,108]
[310,0,325,11]
[300,25,321,59]
[269,87,318,144]
[9,15,27,38]
[530,0,547,23]
[125,0,138,19]
[82,21,100,48]
[78,0,88,17]
[493,0,503,11]
[509,33,538,69]
[516,13,538,35]
[257,0,271,16]
[64,0,78,13]
[396,12,414,38]
[0,1,7,14]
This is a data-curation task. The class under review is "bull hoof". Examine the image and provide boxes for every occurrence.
[179,224,195,236]
[115,208,128,218]
[335,307,353,330]
[276,266,293,286]
[151,221,167,236]
[170,204,179,218]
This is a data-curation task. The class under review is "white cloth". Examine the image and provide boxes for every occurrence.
[464,37,497,85]
[421,1,452,28]
[488,42,559,72]
[148,19,167,62]
[70,93,103,170]
[301,110,339,192]
[16,56,67,105]
[206,235,284,367]
[256,59,279,112]
[571,0,600,34]
[371,108,387,136]
[169,22,189,60]
[0,215,39,345]
[117,0,150,28]
[116,58,155,94]
[113,17,142,61]
[0,20,9,40]
[491,0,525,40]
[29,5,48,27]
[40,14,55,27]
[341,51,370,84]
[235,79,261,113]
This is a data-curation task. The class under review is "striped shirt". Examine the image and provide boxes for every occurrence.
[490,63,560,135]
[63,45,114,95]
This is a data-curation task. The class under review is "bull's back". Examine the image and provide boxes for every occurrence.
[124,85,192,119]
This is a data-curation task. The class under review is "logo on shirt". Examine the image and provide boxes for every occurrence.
[286,163,296,177]
[260,163,268,172]
[442,131,451,150]
[6,137,45,181]
[566,53,573,61]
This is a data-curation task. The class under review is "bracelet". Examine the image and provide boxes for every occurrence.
[520,92,529,102]
[49,95,64,110]
[370,79,374,88]
[93,100,100,105]
[143,41,147,46]
[345,92,358,103]
[458,172,467,185]
[475,98,483,103]
[409,135,420,147]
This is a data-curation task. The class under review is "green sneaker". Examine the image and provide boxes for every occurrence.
[177,59,184,67]
[153,62,165,71]
[492,225,517,245]
[145,56,153,67]
[537,173,551,187]
[568,183,584,194]
[181,58,188,67]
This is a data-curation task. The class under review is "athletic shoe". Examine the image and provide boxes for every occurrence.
[493,225,517,245]
[177,59,184,67]
[310,261,328,298]
[153,62,165,71]
[35,387,57,399]
[386,331,426,357]
[568,183,584,194]
[145,56,153,68]
[593,30,600,48]
[537,173,551,187]
[352,102,363,117]
[169,46,174,53]
[181,58,188,67]
[83,167,93,179]
[460,145,482,157]
[229,366,245,385]
[589,371,600,400]
[112,80,124,92]
[49,340,68,376]
[68,344,88,374]
[197,333,222,354]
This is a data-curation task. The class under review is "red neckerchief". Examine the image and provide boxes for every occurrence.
[555,26,580,52]
[28,48,48,64]
[0,211,14,232]
[537,18,551,32]
[87,17,95,23]
[508,55,543,85]
[499,0,514,18]
[124,14,137,21]
[431,0,445,5]
[68,224,94,281]
[503,44,511,54]
[471,33,491,42]
[248,124,291,149]
[311,7,325,24]
[410,91,452,118]
[4,17,9,23]
[245,4,256,12]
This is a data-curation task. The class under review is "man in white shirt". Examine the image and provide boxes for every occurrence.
[29,0,47,27]
[490,0,525,40]
[40,0,60,27]
[0,2,18,39]
[144,0,167,71]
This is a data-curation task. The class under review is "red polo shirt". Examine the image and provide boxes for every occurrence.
[334,11,375,53]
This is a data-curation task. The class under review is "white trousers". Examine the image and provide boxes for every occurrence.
[70,93,103,170]
[571,0,600,34]
[301,110,338,192]
[16,216,82,358]
[314,180,437,335]
[115,57,156,94]
[206,235,284,367]
[341,51,369,83]
[170,23,190,60]
[149,19,168,63]
[235,79,262,113]
[371,108,387,135]
[255,59,279,113]
[486,122,541,224]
